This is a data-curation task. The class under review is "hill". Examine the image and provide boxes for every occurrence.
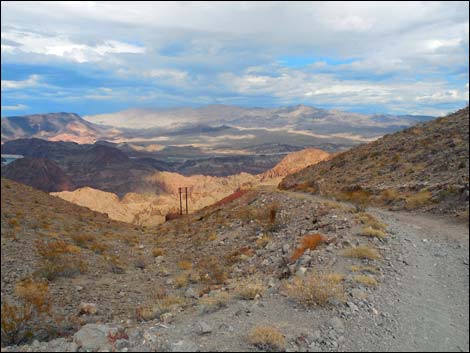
[1,157,75,192]
[0,113,117,144]
[280,107,469,214]
[49,148,330,226]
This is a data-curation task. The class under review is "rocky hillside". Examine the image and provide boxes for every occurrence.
[260,148,331,181]
[0,113,118,144]
[49,148,330,226]
[1,157,75,192]
[280,107,469,214]
[0,177,385,350]
[2,175,468,352]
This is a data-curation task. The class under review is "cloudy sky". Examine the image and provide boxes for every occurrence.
[1,1,469,116]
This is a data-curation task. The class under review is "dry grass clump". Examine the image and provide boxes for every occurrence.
[291,234,326,261]
[106,254,126,274]
[8,218,19,228]
[248,326,286,352]
[198,292,230,314]
[197,256,228,285]
[341,246,381,260]
[35,239,87,280]
[71,233,95,247]
[256,234,271,248]
[335,188,371,209]
[349,265,380,274]
[285,272,345,306]
[355,212,387,230]
[225,247,254,264]
[178,260,193,270]
[378,189,400,204]
[405,190,432,210]
[136,295,184,322]
[152,247,164,257]
[358,226,387,239]
[174,273,189,288]
[353,275,378,287]
[235,280,265,300]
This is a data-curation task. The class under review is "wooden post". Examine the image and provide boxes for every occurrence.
[179,187,183,215]
[185,187,188,214]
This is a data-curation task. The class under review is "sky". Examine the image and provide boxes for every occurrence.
[1,1,469,117]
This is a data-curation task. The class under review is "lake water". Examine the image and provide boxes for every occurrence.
[1,154,24,165]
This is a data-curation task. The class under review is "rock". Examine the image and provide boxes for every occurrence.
[346,301,359,312]
[328,317,344,332]
[282,244,290,254]
[115,339,130,350]
[350,288,368,300]
[73,324,123,351]
[296,266,307,277]
[170,340,199,352]
[160,312,173,323]
[78,302,98,315]
[196,321,212,335]
[185,287,198,299]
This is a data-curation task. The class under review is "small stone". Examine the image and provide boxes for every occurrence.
[347,301,359,312]
[328,317,344,332]
[296,266,307,277]
[185,287,198,299]
[78,302,98,315]
[170,340,199,352]
[196,322,212,335]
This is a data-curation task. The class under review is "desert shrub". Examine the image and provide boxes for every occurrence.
[248,326,286,352]
[35,240,87,280]
[256,235,271,248]
[235,280,265,300]
[358,226,387,239]
[405,190,432,210]
[134,257,147,270]
[353,275,378,287]
[197,256,228,285]
[8,218,19,228]
[136,296,183,322]
[178,261,193,270]
[291,234,326,261]
[152,248,164,257]
[106,254,126,274]
[198,292,230,314]
[341,246,381,260]
[174,273,189,288]
[378,189,400,204]
[285,272,345,306]
[1,279,52,346]
[71,234,95,247]
[336,188,371,210]
[225,247,254,264]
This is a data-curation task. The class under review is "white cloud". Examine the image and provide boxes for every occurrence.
[1,74,40,90]
[1,103,28,111]
[1,30,145,63]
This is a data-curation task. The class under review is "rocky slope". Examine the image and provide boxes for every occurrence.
[2,179,468,352]
[280,107,469,214]
[260,148,331,181]
[1,157,75,192]
[0,113,118,144]
[50,148,330,226]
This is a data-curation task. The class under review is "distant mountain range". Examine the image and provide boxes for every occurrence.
[1,105,434,152]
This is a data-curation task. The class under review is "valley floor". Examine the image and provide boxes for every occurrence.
[2,188,469,352]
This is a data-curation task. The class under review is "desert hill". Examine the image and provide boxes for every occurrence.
[1,157,75,192]
[51,148,330,225]
[280,107,469,214]
[0,113,118,144]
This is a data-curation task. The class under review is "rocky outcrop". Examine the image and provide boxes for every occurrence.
[260,148,331,181]
[1,157,75,192]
